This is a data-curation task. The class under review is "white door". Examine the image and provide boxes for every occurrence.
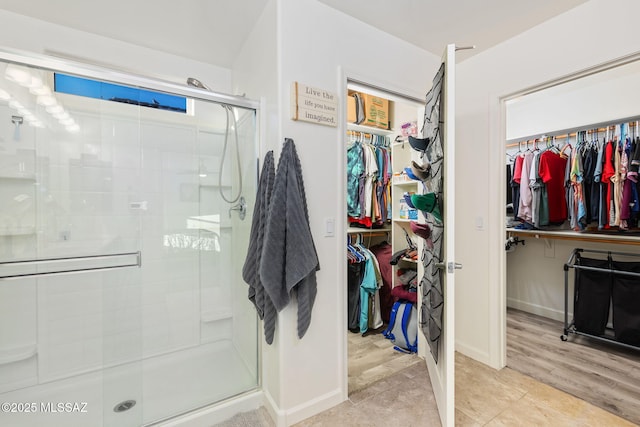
[418,43,458,427]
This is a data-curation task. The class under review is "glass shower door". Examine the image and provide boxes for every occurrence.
[0,52,260,427]
[0,61,144,427]
[139,99,259,423]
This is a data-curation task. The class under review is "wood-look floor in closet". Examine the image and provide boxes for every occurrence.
[507,307,640,425]
[347,327,421,395]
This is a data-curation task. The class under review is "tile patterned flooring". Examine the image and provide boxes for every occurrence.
[294,360,439,427]
[221,312,639,426]
[295,352,634,426]
[455,352,635,427]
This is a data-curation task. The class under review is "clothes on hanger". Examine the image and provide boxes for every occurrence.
[346,132,392,228]
[508,124,640,232]
[346,235,386,334]
[369,241,394,323]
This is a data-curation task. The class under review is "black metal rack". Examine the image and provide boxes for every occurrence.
[562,248,640,351]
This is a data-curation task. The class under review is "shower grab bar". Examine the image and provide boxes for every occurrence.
[0,251,141,280]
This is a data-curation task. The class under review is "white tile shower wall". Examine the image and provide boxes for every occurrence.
[38,269,145,382]
[0,358,37,394]
[0,110,37,237]
[37,275,103,380]
[201,318,233,343]
[199,181,233,344]
[0,280,37,393]
[0,179,36,235]
[0,235,36,266]
[197,129,233,189]
[36,112,143,259]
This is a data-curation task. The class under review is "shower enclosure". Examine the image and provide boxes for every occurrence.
[0,50,259,426]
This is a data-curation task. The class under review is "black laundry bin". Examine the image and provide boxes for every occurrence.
[573,256,611,336]
[612,261,640,346]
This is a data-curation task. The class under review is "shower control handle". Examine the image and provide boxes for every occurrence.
[229,196,246,220]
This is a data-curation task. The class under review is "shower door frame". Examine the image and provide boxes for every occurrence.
[0,47,263,425]
[0,48,259,111]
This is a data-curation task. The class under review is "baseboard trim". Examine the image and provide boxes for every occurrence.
[455,342,491,367]
[507,298,567,322]
[263,390,285,427]
[262,387,344,427]
[283,388,344,426]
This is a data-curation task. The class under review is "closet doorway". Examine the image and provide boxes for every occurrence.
[344,78,424,397]
[501,53,640,425]
[341,42,459,427]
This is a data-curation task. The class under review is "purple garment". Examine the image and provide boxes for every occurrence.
[369,242,393,323]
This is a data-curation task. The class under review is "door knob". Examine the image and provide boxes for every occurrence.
[435,262,462,273]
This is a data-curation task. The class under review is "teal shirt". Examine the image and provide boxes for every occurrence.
[347,141,364,217]
[359,254,378,333]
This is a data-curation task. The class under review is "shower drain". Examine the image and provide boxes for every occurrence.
[113,399,136,413]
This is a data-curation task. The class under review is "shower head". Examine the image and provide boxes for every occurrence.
[186,77,210,91]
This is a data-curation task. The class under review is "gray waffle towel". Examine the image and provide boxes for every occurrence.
[260,138,320,339]
[242,151,277,344]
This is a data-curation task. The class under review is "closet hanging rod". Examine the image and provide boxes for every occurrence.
[347,130,383,139]
[507,228,640,246]
[505,114,640,145]
[504,125,636,148]
[347,231,389,237]
[362,232,387,237]
[347,130,372,138]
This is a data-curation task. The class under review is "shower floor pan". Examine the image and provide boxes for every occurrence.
[0,340,257,427]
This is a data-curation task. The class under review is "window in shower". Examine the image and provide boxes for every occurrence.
[54,73,188,113]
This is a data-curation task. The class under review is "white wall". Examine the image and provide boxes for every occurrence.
[506,239,637,322]
[0,9,232,93]
[279,0,438,423]
[506,59,640,141]
[456,0,640,369]
[231,0,440,425]
[231,0,282,415]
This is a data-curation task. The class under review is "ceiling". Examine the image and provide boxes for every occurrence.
[0,0,587,67]
[319,0,588,59]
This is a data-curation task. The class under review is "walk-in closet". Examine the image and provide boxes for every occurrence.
[503,55,640,424]
[344,82,425,395]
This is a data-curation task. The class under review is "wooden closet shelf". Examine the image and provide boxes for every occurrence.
[347,227,391,235]
[347,123,395,136]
